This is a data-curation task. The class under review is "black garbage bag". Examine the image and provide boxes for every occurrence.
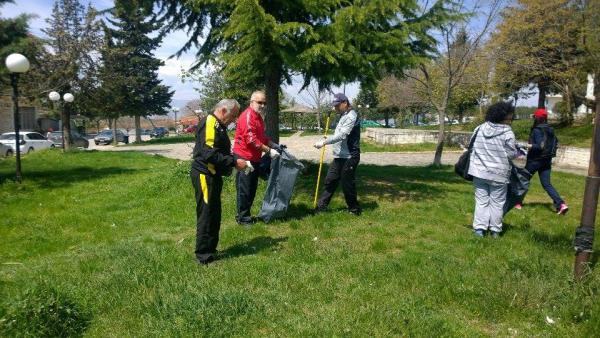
[504,163,532,215]
[258,149,305,222]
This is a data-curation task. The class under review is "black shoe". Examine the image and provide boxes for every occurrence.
[236,216,257,226]
[313,206,327,215]
[197,255,216,265]
[348,208,362,216]
[237,218,256,228]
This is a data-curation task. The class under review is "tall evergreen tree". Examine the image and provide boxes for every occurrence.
[41,0,101,149]
[100,0,173,143]
[154,0,453,143]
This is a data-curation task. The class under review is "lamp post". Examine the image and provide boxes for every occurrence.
[358,104,370,125]
[5,53,30,183]
[49,91,74,151]
[173,107,179,134]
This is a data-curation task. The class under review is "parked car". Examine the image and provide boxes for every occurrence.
[47,131,89,149]
[94,129,129,145]
[0,132,55,154]
[0,142,12,157]
[150,127,169,138]
[183,125,197,134]
[141,129,152,135]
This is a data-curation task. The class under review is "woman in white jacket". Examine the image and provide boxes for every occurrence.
[468,102,519,238]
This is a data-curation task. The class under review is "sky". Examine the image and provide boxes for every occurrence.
[2,0,537,112]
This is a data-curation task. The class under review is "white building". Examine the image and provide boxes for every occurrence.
[547,74,595,119]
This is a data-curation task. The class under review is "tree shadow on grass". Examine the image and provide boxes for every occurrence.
[529,230,573,251]
[0,166,142,189]
[295,163,464,203]
[220,236,287,260]
[276,202,316,221]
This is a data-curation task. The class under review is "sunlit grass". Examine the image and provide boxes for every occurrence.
[0,150,598,336]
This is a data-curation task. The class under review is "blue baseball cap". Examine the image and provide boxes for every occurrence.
[331,93,349,106]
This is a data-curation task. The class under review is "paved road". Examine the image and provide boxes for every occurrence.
[89,132,587,175]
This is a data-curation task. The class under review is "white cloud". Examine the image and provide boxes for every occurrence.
[158,57,194,77]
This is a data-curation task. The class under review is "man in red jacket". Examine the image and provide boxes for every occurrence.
[233,90,281,226]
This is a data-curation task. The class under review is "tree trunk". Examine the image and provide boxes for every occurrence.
[63,103,72,151]
[316,111,321,130]
[565,84,574,125]
[264,66,281,144]
[538,81,548,108]
[433,109,446,166]
[112,118,118,146]
[135,115,142,143]
[384,111,389,127]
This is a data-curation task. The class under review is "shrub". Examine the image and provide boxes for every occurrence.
[0,286,90,337]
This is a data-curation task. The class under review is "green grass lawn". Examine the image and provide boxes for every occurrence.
[1,150,599,336]
[362,140,462,152]
[129,134,196,146]
[409,120,593,148]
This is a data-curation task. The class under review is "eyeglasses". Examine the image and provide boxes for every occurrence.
[253,100,266,105]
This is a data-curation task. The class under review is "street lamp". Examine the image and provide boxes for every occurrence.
[49,91,75,150]
[172,107,179,134]
[5,53,30,183]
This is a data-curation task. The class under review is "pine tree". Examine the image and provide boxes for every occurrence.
[99,0,173,143]
[41,0,101,149]
[155,0,453,143]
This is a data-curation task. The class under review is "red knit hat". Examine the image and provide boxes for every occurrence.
[534,108,548,118]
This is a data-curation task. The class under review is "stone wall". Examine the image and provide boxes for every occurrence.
[365,127,592,169]
[365,128,472,147]
[554,146,590,169]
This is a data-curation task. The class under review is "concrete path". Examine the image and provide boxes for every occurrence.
[89,131,587,176]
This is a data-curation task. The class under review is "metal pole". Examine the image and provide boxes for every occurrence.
[10,74,22,183]
[313,113,331,209]
[61,101,66,151]
[574,75,599,280]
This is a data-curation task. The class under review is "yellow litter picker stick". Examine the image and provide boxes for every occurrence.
[313,113,331,209]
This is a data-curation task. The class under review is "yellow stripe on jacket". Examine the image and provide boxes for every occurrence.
[200,173,208,204]
[205,115,217,175]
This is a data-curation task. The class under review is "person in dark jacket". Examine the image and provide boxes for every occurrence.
[313,93,361,215]
[515,108,568,215]
[191,99,249,265]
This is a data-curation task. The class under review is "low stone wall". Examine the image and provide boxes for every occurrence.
[554,146,590,168]
[365,128,472,146]
[365,127,591,169]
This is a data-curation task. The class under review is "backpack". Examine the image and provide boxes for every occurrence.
[538,126,558,158]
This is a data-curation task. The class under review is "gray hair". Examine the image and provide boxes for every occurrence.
[214,99,240,115]
[250,90,266,101]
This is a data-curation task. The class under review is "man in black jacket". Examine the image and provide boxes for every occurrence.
[191,99,249,264]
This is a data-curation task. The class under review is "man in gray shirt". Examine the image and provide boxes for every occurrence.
[314,93,361,215]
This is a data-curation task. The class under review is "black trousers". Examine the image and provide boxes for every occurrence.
[317,156,360,211]
[235,156,271,223]
[235,162,260,223]
[191,170,223,263]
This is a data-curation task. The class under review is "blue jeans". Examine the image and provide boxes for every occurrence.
[525,158,564,209]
